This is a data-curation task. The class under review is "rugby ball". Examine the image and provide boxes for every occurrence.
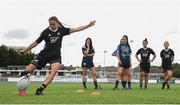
[17,76,30,90]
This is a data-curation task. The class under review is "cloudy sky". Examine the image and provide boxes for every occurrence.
[0,0,180,67]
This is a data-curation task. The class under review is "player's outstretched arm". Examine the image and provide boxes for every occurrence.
[70,20,96,33]
[18,41,38,56]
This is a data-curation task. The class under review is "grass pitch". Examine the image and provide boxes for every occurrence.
[0,83,180,104]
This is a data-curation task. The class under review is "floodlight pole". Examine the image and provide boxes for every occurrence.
[103,50,108,78]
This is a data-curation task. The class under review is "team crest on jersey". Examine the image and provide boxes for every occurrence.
[164,54,170,58]
[121,46,130,58]
[50,37,59,43]
[121,46,129,54]
[142,51,148,57]
[142,53,148,57]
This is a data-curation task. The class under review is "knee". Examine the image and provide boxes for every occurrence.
[92,72,97,77]
[127,71,131,76]
[166,71,172,77]
[118,72,122,77]
[167,73,172,77]
[25,65,33,72]
[82,72,87,76]
[140,73,145,77]
[126,73,130,77]
[145,74,149,78]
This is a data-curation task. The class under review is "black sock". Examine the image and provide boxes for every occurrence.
[20,71,29,76]
[114,80,119,88]
[162,82,166,88]
[121,81,124,88]
[122,81,126,88]
[83,81,87,89]
[40,84,47,91]
[163,81,167,85]
[124,81,127,88]
[145,84,147,87]
[128,81,131,88]
[94,80,98,87]
[140,83,143,87]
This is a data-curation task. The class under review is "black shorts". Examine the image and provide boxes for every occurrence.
[162,65,172,73]
[140,63,150,73]
[118,62,130,69]
[81,58,94,68]
[31,55,61,70]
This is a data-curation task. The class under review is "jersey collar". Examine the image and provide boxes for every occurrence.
[164,48,169,51]
[49,27,58,32]
[143,47,148,50]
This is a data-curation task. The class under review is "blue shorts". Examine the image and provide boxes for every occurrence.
[81,57,94,68]
[118,61,130,69]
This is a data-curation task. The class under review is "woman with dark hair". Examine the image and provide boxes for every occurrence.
[160,41,174,89]
[18,16,96,95]
[81,38,101,89]
[135,38,156,89]
[113,35,132,90]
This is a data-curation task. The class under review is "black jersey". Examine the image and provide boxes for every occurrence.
[36,27,70,58]
[160,49,174,67]
[136,48,155,63]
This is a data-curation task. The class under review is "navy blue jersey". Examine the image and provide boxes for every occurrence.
[81,46,95,68]
[118,43,132,63]
[136,48,155,63]
[82,46,95,59]
[36,27,70,58]
[160,49,174,67]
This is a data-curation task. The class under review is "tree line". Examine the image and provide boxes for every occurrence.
[134,64,180,78]
[0,45,179,78]
[0,45,34,67]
